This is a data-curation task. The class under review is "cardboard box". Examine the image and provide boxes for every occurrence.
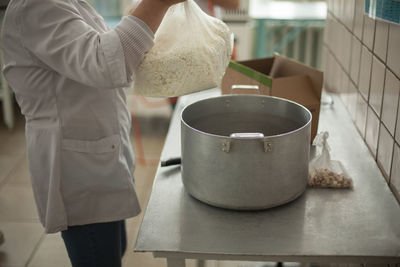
[221,54,323,142]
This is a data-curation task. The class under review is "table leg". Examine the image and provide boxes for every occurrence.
[166,258,186,267]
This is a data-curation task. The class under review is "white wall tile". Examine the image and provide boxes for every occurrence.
[324,14,333,45]
[323,0,400,200]
[340,71,350,104]
[377,123,395,180]
[350,36,362,85]
[329,56,342,93]
[332,19,342,62]
[353,0,365,40]
[327,0,334,13]
[336,22,344,65]
[342,27,352,73]
[366,107,380,158]
[374,20,389,63]
[359,46,373,100]
[362,15,376,51]
[382,69,400,136]
[387,23,400,79]
[356,92,368,137]
[334,61,342,93]
[333,0,341,19]
[343,0,355,31]
[369,56,385,116]
[321,42,327,72]
[323,48,330,87]
[338,0,346,23]
[327,18,337,57]
[348,81,358,121]
[325,52,338,92]
[396,97,400,144]
[342,71,350,95]
[390,143,400,197]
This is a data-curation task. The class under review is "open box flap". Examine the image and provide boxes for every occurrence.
[270,54,323,99]
[234,57,275,76]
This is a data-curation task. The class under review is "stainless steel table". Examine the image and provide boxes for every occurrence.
[134,89,400,267]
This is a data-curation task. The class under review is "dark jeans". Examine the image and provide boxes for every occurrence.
[61,220,127,267]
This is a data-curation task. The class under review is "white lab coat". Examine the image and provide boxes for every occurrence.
[1,0,154,233]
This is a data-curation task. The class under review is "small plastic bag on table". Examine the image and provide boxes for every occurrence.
[308,132,353,188]
[133,0,234,98]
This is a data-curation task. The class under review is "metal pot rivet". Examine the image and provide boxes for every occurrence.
[264,141,272,152]
[222,140,231,153]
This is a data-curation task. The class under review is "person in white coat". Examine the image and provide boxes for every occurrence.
[1,0,184,265]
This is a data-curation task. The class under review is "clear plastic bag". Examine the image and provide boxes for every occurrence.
[308,132,353,188]
[133,0,233,98]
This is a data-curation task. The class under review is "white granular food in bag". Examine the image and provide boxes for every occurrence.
[308,168,353,188]
[133,1,233,98]
[308,132,354,189]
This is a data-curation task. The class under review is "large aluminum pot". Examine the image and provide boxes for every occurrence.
[180,94,312,210]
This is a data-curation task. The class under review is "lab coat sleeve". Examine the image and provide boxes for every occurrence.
[115,16,155,81]
[18,0,154,89]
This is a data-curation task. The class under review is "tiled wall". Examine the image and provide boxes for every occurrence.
[323,0,400,202]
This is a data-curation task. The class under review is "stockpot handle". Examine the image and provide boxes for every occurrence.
[231,85,260,95]
[221,133,272,153]
[230,133,264,139]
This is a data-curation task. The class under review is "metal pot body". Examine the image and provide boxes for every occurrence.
[181,95,312,210]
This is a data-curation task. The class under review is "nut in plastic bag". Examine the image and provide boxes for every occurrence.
[308,132,353,188]
[133,0,234,97]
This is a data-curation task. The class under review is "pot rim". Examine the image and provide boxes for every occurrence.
[180,94,312,140]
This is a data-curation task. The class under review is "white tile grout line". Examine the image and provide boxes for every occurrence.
[24,232,46,267]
